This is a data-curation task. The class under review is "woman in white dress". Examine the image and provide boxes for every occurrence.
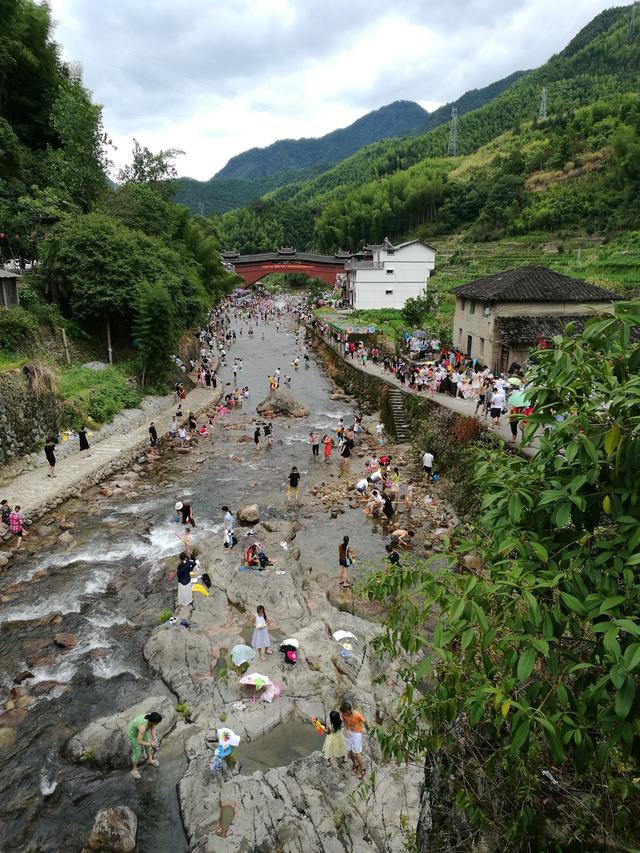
[251,605,272,660]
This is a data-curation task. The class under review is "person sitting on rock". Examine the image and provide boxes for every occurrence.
[246,543,273,569]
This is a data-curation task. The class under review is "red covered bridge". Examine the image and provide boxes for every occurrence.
[222,248,350,287]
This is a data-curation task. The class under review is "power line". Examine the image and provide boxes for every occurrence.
[446,106,458,157]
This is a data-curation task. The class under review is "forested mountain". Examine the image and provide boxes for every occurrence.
[175,101,426,214]
[413,69,527,135]
[0,1,232,386]
[210,4,640,257]
[217,100,428,181]
[174,73,526,215]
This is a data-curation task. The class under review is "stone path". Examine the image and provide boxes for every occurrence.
[2,383,222,518]
[316,333,537,455]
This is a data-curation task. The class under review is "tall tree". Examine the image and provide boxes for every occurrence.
[134,280,176,386]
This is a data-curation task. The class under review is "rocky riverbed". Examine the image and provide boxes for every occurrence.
[0,316,457,852]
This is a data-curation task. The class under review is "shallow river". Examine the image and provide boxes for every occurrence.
[0,314,392,852]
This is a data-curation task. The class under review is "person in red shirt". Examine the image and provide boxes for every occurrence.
[340,700,366,778]
[9,505,27,550]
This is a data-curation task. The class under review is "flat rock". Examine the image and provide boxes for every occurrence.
[82,805,138,853]
[65,695,176,768]
[180,747,421,853]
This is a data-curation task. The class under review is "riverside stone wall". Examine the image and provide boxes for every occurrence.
[310,334,397,437]
[0,368,60,467]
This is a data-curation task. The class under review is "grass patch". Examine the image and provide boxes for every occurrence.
[0,353,27,371]
[57,365,143,428]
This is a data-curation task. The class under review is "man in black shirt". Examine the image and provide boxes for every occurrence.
[386,543,401,569]
[149,422,158,449]
[175,501,196,527]
[287,466,301,502]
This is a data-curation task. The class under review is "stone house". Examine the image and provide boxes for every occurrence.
[450,266,622,372]
[0,269,20,307]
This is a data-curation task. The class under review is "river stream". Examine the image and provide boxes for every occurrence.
[0,315,391,852]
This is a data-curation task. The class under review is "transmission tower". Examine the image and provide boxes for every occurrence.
[630,2,637,38]
[538,86,548,121]
[447,106,458,157]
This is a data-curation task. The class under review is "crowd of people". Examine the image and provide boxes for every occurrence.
[312,322,533,445]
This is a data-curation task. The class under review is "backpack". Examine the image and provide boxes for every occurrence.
[285,650,297,665]
[201,572,211,588]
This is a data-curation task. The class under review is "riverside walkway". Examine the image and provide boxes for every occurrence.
[314,329,536,454]
[1,383,222,520]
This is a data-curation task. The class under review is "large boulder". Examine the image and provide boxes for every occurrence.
[65,695,176,768]
[237,504,259,525]
[256,388,309,418]
[82,806,137,853]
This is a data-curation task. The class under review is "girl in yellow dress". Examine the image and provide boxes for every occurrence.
[322,710,347,767]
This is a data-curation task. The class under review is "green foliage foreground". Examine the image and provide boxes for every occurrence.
[366,302,640,848]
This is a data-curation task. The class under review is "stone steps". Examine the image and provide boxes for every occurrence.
[387,388,412,442]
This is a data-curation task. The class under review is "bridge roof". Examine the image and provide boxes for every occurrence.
[233,252,345,265]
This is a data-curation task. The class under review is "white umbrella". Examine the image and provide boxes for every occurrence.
[332,630,358,643]
[281,638,299,648]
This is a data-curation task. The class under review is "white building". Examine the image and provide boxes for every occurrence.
[343,238,436,310]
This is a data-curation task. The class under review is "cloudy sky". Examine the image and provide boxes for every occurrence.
[49,0,617,181]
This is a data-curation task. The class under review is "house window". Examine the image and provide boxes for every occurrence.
[466,335,472,357]
[460,298,466,311]
[469,301,475,315]
[386,268,394,274]
[480,337,485,354]
[386,250,395,255]
[385,289,393,295]
[458,328,463,342]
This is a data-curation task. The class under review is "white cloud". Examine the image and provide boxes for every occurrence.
[49,0,618,180]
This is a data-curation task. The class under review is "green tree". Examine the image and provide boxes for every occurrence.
[366,302,640,848]
[400,292,433,329]
[117,138,184,193]
[47,75,110,211]
[134,280,176,386]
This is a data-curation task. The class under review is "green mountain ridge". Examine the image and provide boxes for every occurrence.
[215,100,428,181]
[211,3,640,260]
[174,72,526,215]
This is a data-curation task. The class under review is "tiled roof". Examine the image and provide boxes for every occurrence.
[451,266,622,303]
[497,314,601,346]
[233,252,343,265]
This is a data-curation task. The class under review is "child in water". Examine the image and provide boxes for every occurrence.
[321,710,347,767]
